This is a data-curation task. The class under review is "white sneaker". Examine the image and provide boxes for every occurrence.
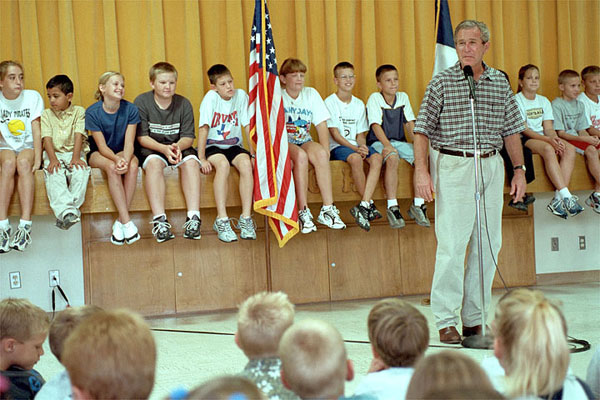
[10,225,32,252]
[317,205,346,230]
[235,215,257,240]
[122,220,140,244]
[585,192,600,214]
[111,220,125,245]
[298,207,317,234]
[0,225,11,253]
[213,218,238,243]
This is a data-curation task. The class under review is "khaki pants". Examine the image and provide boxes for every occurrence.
[430,149,504,330]
[43,152,90,220]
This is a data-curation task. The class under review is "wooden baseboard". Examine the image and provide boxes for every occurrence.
[536,270,600,286]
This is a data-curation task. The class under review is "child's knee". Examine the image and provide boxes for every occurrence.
[584,146,599,158]
[347,153,363,167]
[129,157,139,169]
[1,157,16,173]
[386,153,399,167]
[15,157,33,174]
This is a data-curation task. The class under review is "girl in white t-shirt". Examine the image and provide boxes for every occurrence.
[0,60,43,253]
[279,58,345,233]
[515,64,583,219]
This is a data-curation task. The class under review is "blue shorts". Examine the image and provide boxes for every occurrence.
[371,140,414,165]
[330,145,378,161]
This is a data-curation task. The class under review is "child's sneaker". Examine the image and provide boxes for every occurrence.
[386,206,405,229]
[122,220,140,244]
[563,196,584,217]
[111,220,125,245]
[213,218,238,243]
[408,204,431,227]
[350,203,371,231]
[151,215,175,243]
[183,215,202,240]
[547,197,568,219]
[298,207,317,234]
[236,215,257,240]
[317,205,346,230]
[10,225,32,252]
[1,226,13,253]
[585,192,600,214]
[368,203,382,221]
[62,213,80,230]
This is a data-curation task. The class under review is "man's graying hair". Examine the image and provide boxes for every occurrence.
[454,20,490,43]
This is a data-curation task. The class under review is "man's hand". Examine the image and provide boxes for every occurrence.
[414,166,434,202]
[510,171,527,203]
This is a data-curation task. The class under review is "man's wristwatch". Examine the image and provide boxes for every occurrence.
[513,165,526,172]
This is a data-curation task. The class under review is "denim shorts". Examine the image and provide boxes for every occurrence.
[330,145,378,161]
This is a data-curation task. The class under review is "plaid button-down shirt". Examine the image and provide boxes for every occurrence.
[415,62,523,153]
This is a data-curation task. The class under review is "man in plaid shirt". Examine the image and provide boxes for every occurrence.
[413,20,526,344]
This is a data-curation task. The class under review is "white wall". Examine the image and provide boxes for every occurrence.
[0,215,85,312]
[534,191,600,274]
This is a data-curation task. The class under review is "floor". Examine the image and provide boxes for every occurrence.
[34,282,600,399]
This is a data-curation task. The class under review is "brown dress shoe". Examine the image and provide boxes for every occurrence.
[439,326,461,344]
[463,325,491,337]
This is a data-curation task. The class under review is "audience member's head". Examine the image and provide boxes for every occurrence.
[236,291,295,359]
[49,305,102,362]
[493,288,569,398]
[368,298,428,368]
[186,376,266,400]
[421,386,505,399]
[405,350,496,399]
[0,298,50,371]
[279,319,352,400]
[62,309,156,400]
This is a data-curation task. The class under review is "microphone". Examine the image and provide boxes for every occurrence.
[463,65,477,101]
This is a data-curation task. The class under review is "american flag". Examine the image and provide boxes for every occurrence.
[248,0,298,247]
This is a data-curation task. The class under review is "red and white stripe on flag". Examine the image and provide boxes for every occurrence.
[248,0,299,247]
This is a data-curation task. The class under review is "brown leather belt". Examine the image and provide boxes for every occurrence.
[437,148,498,158]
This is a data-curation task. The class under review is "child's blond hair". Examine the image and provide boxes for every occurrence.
[94,71,124,101]
[61,309,156,400]
[237,291,294,358]
[0,298,49,341]
[279,319,347,399]
[49,305,102,362]
[149,61,178,82]
[187,376,267,400]
[558,69,579,85]
[0,60,24,81]
[581,65,600,82]
[367,298,428,368]
[279,58,307,76]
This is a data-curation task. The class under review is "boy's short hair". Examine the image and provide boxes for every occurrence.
[367,298,429,368]
[558,69,580,84]
[454,20,490,43]
[279,58,307,76]
[207,64,231,85]
[333,61,354,77]
[237,291,295,358]
[49,305,102,362]
[0,60,24,81]
[279,319,347,399]
[581,65,600,82]
[61,309,156,400]
[186,376,266,400]
[46,74,74,95]
[149,61,178,82]
[0,298,49,341]
[375,64,397,81]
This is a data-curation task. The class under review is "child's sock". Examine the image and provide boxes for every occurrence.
[369,200,374,205]
[360,200,370,208]
[387,199,398,208]
[187,210,200,219]
[322,204,333,211]
[0,219,9,229]
[153,213,167,221]
[558,188,572,200]
[414,198,425,206]
[19,219,32,228]
[554,190,561,201]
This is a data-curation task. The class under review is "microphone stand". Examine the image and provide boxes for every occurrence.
[462,84,494,350]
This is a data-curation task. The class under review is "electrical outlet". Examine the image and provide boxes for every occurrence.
[9,272,21,289]
[49,270,60,287]
[579,236,586,250]
[551,237,559,251]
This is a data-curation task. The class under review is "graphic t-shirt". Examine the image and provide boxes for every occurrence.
[0,89,44,152]
[514,92,553,134]
[85,100,140,153]
[578,92,600,130]
[135,91,195,144]
[551,97,590,136]
[366,91,415,145]
[282,87,330,145]
[324,94,369,150]
[198,89,249,149]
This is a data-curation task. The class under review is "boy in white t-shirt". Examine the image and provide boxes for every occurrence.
[366,64,429,229]
[198,64,256,242]
[325,62,382,231]
[0,61,43,253]
[579,65,600,134]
